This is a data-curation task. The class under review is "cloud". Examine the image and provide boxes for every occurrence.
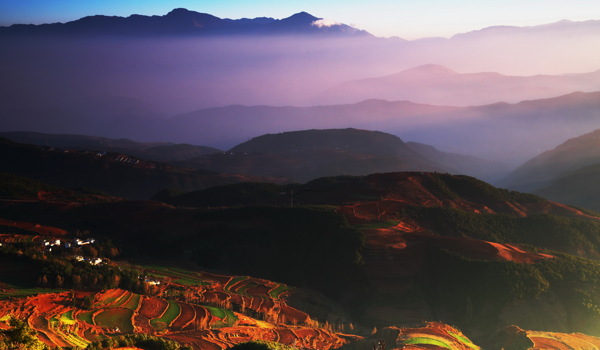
[311,18,342,28]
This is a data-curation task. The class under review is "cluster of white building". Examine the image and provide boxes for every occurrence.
[43,237,95,250]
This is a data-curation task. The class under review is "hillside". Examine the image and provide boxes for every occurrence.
[406,142,507,182]
[502,128,600,192]
[0,131,221,162]
[0,138,273,199]
[534,163,600,211]
[175,128,503,183]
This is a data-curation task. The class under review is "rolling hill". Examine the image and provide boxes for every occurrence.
[171,128,504,183]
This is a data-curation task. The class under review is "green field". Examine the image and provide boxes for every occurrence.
[225,276,249,292]
[121,293,141,310]
[53,326,89,348]
[77,311,95,325]
[269,284,289,300]
[448,331,479,350]
[112,290,133,307]
[59,310,77,325]
[150,300,181,329]
[205,306,238,327]
[0,287,63,300]
[94,308,134,333]
[403,337,452,349]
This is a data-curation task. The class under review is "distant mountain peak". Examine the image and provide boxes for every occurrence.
[166,8,192,16]
[284,12,319,22]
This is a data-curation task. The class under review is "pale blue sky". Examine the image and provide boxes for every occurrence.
[1,0,599,39]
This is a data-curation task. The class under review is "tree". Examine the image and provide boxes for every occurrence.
[0,317,50,350]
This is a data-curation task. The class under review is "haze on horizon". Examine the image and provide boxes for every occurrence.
[2,0,600,40]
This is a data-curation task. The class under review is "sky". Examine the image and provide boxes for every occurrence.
[1,0,600,39]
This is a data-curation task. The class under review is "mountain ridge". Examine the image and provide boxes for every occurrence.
[0,8,369,37]
[502,128,600,192]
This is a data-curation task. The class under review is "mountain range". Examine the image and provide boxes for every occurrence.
[163,91,600,167]
[316,64,600,106]
[1,10,599,112]
[0,8,368,37]
[6,91,597,169]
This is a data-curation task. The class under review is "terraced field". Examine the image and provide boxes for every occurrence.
[138,266,309,326]
[0,285,345,349]
[398,322,481,350]
[527,330,600,350]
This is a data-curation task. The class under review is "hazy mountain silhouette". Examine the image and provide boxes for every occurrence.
[1,14,599,113]
[0,8,369,37]
[406,141,507,182]
[3,92,600,173]
[534,163,600,211]
[498,128,600,210]
[502,129,600,192]
[166,91,600,168]
[317,64,600,106]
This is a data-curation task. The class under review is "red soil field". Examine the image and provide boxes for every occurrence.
[166,324,351,350]
[528,331,600,350]
[95,289,127,308]
[202,291,230,305]
[0,282,346,350]
[402,233,553,263]
[171,302,195,330]
[0,217,68,236]
[30,314,70,348]
[245,283,271,296]
[278,305,309,324]
[198,272,232,284]
[138,296,168,320]
[132,313,154,334]
[191,305,212,328]
[25,292,71,314]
